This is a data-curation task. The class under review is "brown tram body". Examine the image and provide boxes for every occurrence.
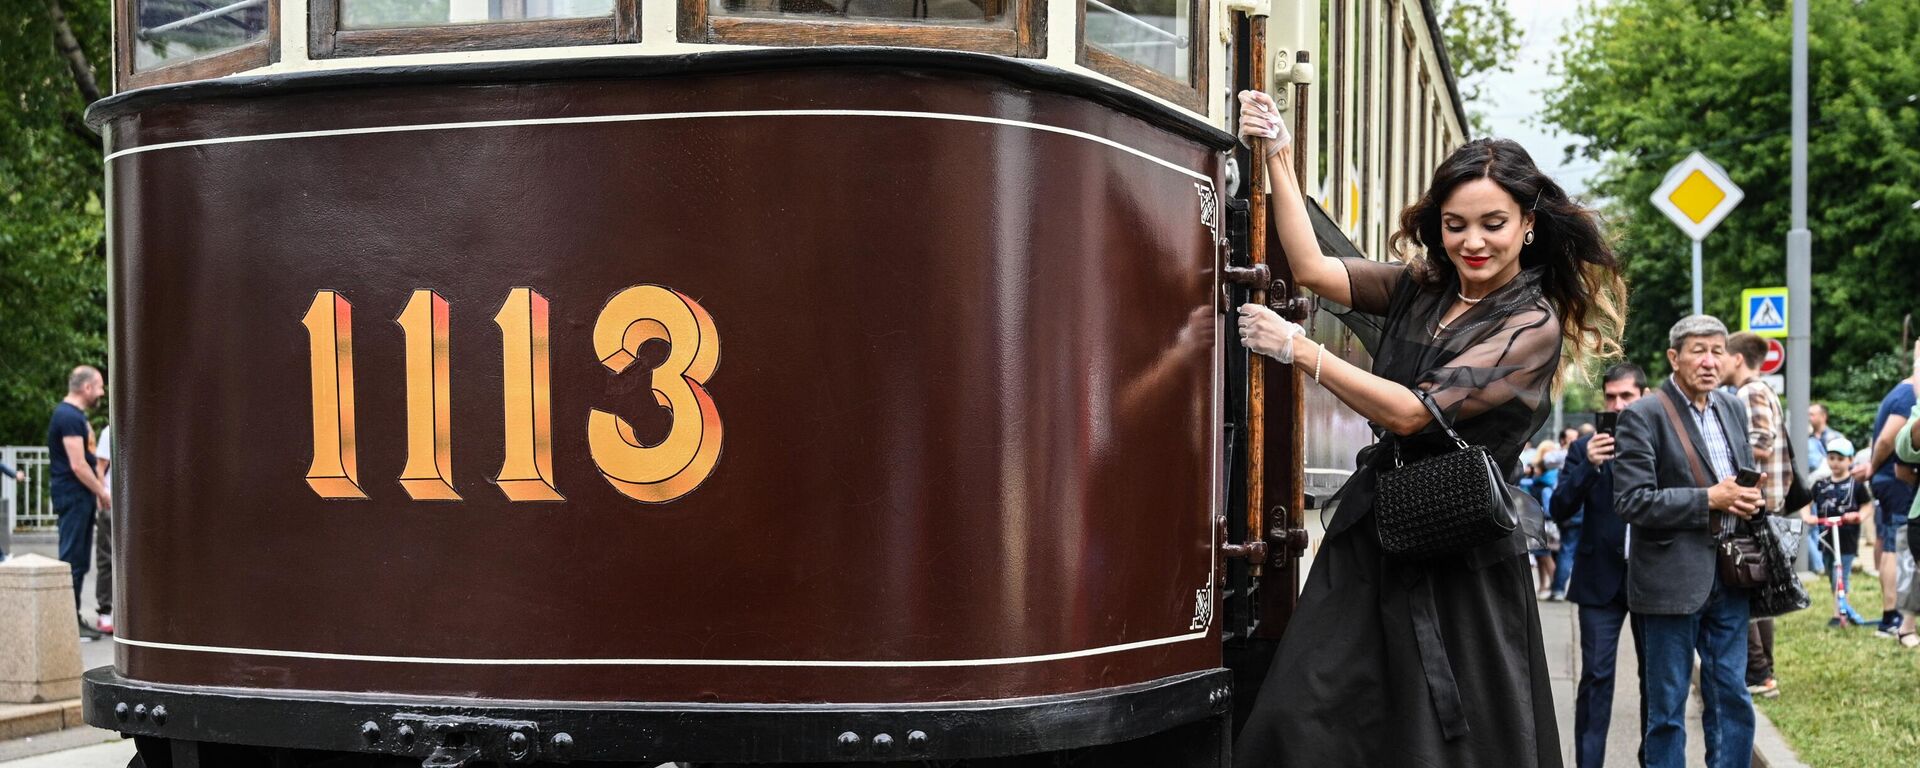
[83,0,1467,763]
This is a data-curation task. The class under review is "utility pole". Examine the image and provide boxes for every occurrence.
[1785,0,1811,467]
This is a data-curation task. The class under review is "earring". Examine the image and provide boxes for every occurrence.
[1523,229,1536,245]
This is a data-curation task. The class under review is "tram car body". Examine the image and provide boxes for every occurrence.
[84,0,1466,763]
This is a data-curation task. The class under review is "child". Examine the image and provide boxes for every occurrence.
[1804,437,1873,626]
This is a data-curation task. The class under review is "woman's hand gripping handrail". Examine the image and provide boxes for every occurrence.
[1236,90,1353,307]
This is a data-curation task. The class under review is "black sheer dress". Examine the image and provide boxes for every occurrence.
[1233,257,1564,767]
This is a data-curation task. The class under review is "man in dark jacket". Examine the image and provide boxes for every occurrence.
[1614,315,1764,768]
[1553,362,1650,768]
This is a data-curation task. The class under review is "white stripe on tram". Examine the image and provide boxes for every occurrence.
[114,629,1209,667]
[105,109,1214,183]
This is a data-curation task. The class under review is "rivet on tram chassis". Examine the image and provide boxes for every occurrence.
[506,731,531,761]
[870,733,894,755]
[396,724,416,748]
[549,732,573,756]
[133,704,148,722]
[907,730,930,752]
[150,705,168,725]
[113,702,129,722]
[835,731,861,756]
[360,721,382,745]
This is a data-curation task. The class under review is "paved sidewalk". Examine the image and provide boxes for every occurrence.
[1539,598,1807,767]
[0,737,130,767]
[1540,597,1702,765]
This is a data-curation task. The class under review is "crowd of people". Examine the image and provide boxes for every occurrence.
[1544,326,1920,768]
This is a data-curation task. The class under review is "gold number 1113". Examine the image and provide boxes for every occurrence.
[300,286,722,504]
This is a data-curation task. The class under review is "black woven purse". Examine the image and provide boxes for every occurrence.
[1374,391,1518,561]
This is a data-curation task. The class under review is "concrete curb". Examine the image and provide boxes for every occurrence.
[1751,706,1810,768]
[0,699,86,741]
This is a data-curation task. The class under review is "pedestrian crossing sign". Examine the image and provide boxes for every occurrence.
[1741,287,1789,338]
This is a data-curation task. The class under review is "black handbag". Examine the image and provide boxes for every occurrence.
[1374,390,1518,561]
[1752,514,1812,617]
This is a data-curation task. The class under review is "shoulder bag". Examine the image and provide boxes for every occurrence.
[1374,390,1518,561]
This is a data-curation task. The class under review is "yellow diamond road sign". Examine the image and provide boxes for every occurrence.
[1651,151,1744,241]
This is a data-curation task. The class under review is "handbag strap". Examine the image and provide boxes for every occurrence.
[1655,387,1716,487]
[1656,387,1735,535]
[1394,389,1470,468]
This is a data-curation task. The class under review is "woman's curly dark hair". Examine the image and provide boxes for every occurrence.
[1388,138,1628,381]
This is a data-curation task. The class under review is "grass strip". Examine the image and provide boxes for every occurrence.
[1757,571,1920,767]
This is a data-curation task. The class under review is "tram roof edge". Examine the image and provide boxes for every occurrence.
[1418,0,1470,141]
[85,47,1239,151]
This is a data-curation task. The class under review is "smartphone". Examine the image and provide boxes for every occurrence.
[1736,468,1761,487]
[1595,412,1618,435]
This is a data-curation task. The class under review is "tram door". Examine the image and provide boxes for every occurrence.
[1220,7,1315,734]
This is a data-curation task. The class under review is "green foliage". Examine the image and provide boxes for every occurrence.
[1439,0,1523,134]
[1817,350,1910,442]
[1,0,111,442]
[1822,399,1878,445]
[1541,0,1920,419]
[1560,367,1603,414]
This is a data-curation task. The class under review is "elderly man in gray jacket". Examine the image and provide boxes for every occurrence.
[1613,315,1766,768]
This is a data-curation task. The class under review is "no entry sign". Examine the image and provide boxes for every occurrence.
[1760,338,1786,375]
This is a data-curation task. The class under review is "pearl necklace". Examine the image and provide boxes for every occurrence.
[1434,292,1482,336]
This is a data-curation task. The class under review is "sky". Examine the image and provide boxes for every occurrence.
[1471,0,1602,197]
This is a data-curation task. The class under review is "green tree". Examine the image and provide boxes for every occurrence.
[1,0,111,443]
[1439,0,1524,135]
[1542,0,1920,419]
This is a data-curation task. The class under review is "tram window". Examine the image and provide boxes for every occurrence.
[1077,0,1202,109]
[311,0,636,57]
[682,0,1041,56]
[130,0,270,72]
[341,0,614,28]
[1084,0,1186,79]
[711,0,1008,25]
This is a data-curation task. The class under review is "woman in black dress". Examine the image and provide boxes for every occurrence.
[1231,90,1626,767]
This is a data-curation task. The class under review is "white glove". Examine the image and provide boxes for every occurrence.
[1238,303,1305,363]
[1236,90,1292,159]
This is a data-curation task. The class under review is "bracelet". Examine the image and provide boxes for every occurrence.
[1312,341,1324,384]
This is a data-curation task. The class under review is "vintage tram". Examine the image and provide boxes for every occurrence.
[83,0,1466,762]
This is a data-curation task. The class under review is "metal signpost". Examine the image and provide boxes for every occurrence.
[1650,151,1745,316]
[1787,0,1813,468]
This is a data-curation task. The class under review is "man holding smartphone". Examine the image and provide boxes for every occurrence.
[1614,316,1764,768]
[1553,362,1649,768]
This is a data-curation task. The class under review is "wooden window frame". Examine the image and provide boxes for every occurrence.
[1401,25,1415,206]
[311,0,640,59]
[116,0,277,91]
[1358,0,1373,254]
[1076,0,1206,112]
[681,0,1045,59]
[1381,3,1396,234]
[1327,0,1344,231]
